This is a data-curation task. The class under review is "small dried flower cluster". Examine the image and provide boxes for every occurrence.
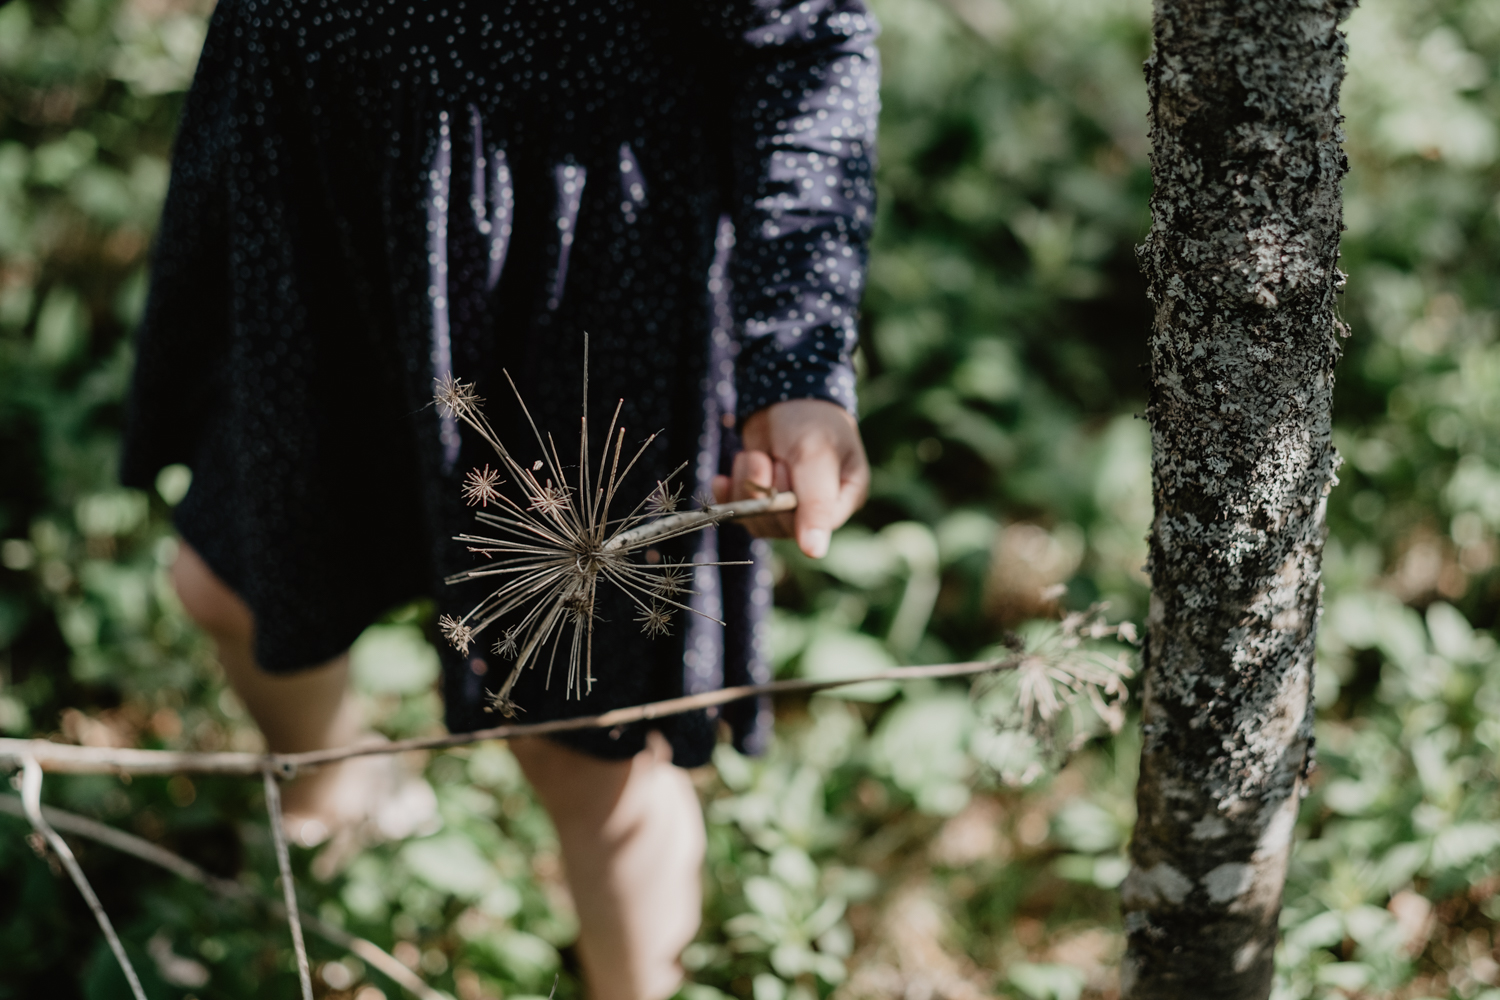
[492,626,521,660]
[976,603,1137,783]
[438,614,475,654]
[635,603,674,637]
[462,465,503,507]
[433,364,747,715]
[646,481,681,515]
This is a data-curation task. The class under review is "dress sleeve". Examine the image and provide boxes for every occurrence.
[719,0,880,421]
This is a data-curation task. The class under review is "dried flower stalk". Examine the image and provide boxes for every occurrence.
[977,603,1137,784]
[1013,604,1136,738]
[434,357,794,716]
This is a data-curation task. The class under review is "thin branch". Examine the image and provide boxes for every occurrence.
[0,794,447,1000]
[19,756,148,1000]
[263,769,314,1000]
[0,657,1014,776]
[602,492,798,553]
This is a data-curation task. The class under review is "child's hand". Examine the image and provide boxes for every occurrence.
[711,399,869,558]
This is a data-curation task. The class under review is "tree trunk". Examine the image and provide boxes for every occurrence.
[1121,1,1354,996]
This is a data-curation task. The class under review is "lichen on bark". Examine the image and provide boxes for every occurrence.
[1121,0,1355,997]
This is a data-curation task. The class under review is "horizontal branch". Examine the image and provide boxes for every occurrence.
[0,794,446,1000]
[0,657,1012,778]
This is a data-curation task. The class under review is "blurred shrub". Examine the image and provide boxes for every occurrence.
[3,0,1500,997]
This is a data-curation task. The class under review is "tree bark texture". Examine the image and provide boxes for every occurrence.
[1121,1,1353,997]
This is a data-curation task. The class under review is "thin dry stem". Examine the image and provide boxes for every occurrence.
[20,756,149,1000]
[263,769,314,1000]
[0,794,444,1000]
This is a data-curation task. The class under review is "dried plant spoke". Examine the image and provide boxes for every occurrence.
[470,509,574,546]
[446,555,572,584]
[610,461,690,531]
[591,401,626,521]
[600,563,726,626]
[457,530,569,555]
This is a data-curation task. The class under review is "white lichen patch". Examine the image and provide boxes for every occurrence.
[1191,815,1229,840]
[1121,862,1194,908]
[1204,862,1255,903]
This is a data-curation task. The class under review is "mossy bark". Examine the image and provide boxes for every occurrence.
[1121,0,1354,996]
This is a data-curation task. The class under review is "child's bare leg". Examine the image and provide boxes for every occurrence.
[170,542,362,820]
[511,733,705,1000]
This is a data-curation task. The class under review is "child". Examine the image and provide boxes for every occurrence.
[125,3,877,997]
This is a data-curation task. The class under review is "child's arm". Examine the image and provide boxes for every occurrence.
[708,0,880,557]
[711,398,869,559]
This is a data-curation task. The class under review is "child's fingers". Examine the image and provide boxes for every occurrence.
[788,444,843,558]
[729,450,793,537]
[836,450,871,523]
[732,449,776,496]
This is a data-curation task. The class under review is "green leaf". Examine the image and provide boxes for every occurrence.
[401,833,498,899]
[351,623,440,694]
[1008,962,1086,1000]
[799,630,899,702]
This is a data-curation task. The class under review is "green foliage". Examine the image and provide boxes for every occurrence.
[2,0,1499,997]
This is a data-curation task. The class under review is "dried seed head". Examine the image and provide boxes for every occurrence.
[646,481,681,515]
[434,374,483,418]
[439,614,475,653]
[492,627,520,660]
[652,563,688,597]
[485,689,521,717]
[462,464,503,507]
[439,344,742,708]
[529,483,572,516]
[636,603,673,637]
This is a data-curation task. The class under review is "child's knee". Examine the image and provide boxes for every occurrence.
[171,542,254,644]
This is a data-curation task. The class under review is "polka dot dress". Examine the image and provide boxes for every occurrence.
[121,0,879,765]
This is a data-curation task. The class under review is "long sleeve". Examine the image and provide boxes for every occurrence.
[720,0,880,420]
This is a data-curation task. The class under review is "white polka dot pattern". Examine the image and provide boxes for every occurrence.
[122,0,880,766]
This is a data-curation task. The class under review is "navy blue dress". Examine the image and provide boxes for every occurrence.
[121,0,879,766]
